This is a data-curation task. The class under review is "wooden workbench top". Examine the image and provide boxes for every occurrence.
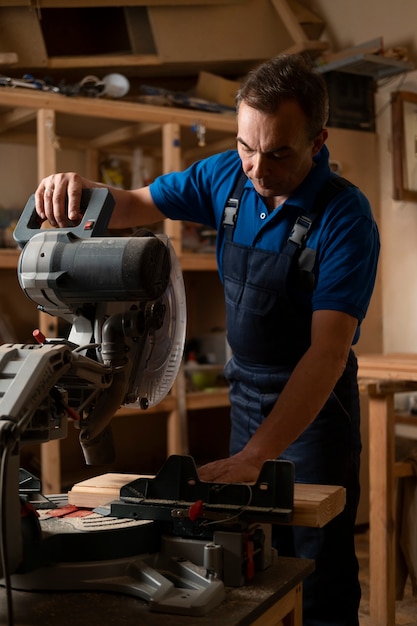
[358,352,417,380]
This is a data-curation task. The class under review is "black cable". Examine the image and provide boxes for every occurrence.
[0,428,17,626]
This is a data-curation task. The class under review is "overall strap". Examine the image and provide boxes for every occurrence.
[222,169,247,240]
[286,176,352,252]
[276,176,353,293]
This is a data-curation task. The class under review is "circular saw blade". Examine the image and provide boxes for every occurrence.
[124,235,186,409]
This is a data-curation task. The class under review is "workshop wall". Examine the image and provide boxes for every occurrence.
[307,0,417,352]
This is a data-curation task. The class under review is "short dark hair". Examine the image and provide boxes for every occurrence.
[236,54,329,140]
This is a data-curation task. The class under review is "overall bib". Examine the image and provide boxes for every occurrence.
[222,173,362,626]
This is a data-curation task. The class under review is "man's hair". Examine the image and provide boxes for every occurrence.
[236,54,329,140]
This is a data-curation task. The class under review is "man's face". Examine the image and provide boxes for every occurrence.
[236,100,327,201]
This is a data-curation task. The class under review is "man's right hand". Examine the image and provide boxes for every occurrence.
[35,172,89,227]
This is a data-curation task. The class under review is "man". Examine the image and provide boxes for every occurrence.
[35,54,380,625]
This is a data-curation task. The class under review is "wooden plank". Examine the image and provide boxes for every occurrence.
[68,472,151,507]
[67,472,346,528]
[292,483,346,528]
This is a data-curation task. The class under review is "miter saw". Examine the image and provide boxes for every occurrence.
[0,190,295,623]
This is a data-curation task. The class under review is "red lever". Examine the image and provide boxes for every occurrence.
[189,499,204,521]
[33,329,46,344]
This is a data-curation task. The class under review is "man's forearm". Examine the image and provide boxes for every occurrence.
[244,344,350,463]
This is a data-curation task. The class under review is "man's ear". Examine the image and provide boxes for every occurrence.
[312,128,328,156]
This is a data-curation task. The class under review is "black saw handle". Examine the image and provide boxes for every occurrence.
[13,188,115,248]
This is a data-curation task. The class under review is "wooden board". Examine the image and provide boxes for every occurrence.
[68,472,152,508]
[68,472,345,528]
[292,483,346,528]
[358,352,417,381]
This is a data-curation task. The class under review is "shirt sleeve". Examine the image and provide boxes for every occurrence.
[149,157,219,228]
[312,189,380,324]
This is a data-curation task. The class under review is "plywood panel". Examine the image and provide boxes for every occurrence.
[0,7,47,67]
[148,0,297,63]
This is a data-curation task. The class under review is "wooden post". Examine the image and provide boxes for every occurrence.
[37,108,61,493]
[36,107,59,339]
[368,389,396,626]
[161,122,182,255]
[37,108,58,180]
[161,121,189,458]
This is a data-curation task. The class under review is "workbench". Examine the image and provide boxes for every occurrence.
[0,556,314,626]
[358,352,417,626]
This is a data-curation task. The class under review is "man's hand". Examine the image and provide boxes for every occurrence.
[198,450,263,484]
[35,172,86,227]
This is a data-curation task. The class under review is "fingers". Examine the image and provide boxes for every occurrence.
[35,173,84,227]
[198,456,260,484]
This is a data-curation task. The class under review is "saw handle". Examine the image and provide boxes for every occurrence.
[13,188,115,248]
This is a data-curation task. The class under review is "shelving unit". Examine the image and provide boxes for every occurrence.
[0,86,236,492]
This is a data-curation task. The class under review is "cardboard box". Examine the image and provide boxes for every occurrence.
[195,71,241,109]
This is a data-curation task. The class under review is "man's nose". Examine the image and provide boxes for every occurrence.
[250,153,269,179]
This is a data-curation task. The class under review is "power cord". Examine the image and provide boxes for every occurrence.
[0,422,19,626]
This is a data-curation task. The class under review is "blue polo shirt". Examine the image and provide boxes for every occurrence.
[150,146,380,340]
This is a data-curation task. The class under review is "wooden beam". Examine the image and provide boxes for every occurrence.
[0,107,36,133]
[0,88,237,133]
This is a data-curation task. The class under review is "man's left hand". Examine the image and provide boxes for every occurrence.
[198,451,262,484]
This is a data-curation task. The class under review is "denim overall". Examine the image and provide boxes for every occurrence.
[222,172,361,626]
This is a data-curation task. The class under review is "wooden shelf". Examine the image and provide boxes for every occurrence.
[0,248,20,268]
[180,253,217,271]
[394,411,417,426]
[187,387,229,410]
